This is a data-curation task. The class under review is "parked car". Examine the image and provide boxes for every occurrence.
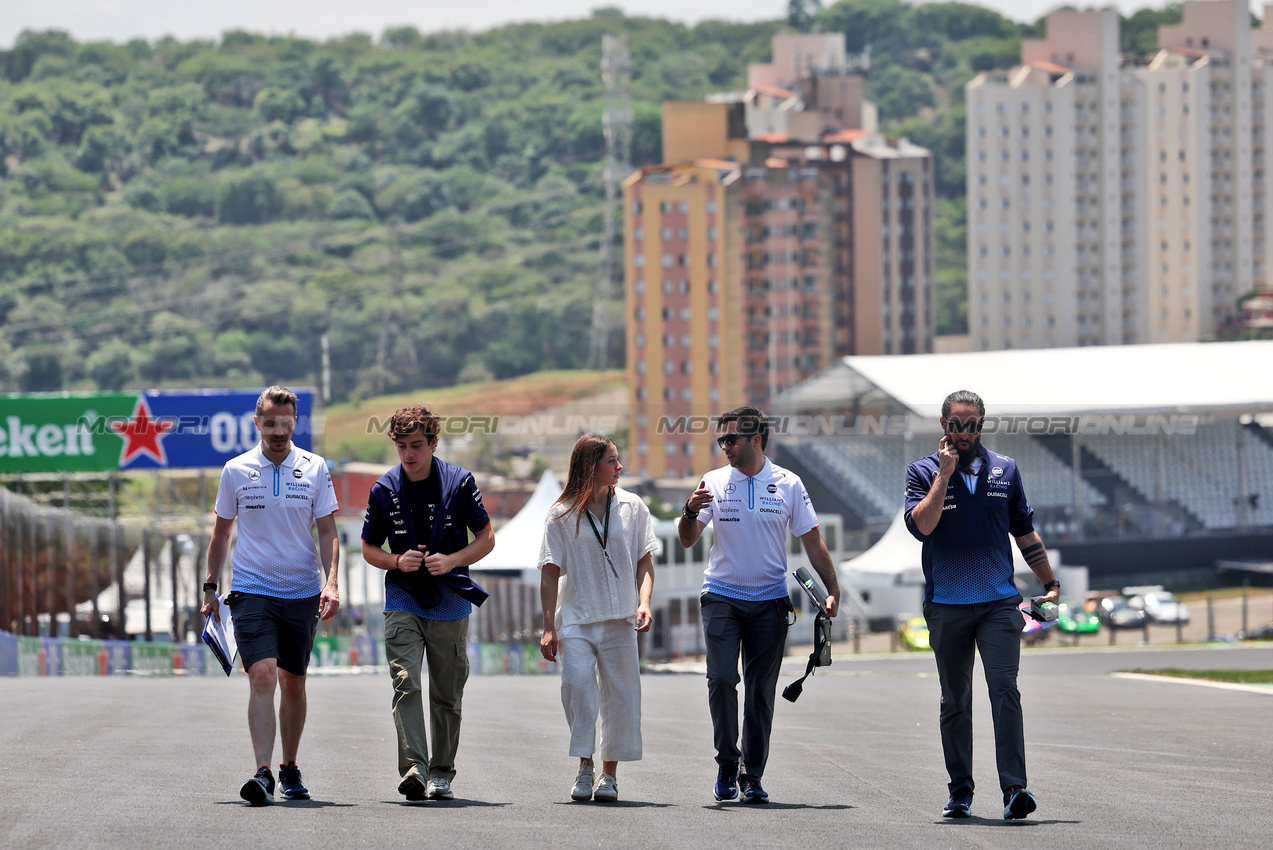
[1128,591,1190,625]
[1096,596,1147,629]
[1055,599,1101,635]
[899,617,931,651]
[1239,623,1273,641]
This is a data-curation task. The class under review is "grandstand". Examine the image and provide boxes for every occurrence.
[771,341,1273,577]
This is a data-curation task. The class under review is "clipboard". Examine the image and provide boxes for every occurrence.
[201,594,238,676]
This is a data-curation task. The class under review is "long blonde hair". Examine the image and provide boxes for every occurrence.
[554,433,616,534]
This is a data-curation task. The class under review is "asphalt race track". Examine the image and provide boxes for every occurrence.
[2,644,1271,849]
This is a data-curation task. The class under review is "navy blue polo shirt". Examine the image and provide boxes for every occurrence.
[904,444,1035,605]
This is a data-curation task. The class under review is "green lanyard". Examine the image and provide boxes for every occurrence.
[584,488,619,579]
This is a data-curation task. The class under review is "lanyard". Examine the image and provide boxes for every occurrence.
[584,488,618,579]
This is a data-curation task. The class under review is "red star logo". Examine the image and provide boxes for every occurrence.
[111,396,176,467]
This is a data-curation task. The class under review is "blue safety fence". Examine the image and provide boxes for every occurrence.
[0,629,555,677]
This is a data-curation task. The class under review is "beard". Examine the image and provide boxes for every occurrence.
[956,435,980,469]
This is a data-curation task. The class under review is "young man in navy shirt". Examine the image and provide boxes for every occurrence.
[904,390,1059,821]
[362,406,494,802]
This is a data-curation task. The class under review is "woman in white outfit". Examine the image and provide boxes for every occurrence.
[539,433,657,802]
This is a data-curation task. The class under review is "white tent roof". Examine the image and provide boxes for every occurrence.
[780,340,1273,418]
[840,510,921,576]
[475,469,561,571]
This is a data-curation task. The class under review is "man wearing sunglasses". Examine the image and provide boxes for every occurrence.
[904,390,1059,822]
[679,406,840,805]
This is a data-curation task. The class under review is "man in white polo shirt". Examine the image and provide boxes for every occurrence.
[679,406,839,805]
[200,385,340,807]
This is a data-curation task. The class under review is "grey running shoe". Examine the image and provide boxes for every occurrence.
[571,763,595,801]
[427,776,454,801]
[240,766,275,807]
[593,773,619,803]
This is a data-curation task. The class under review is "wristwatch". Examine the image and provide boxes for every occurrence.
[1042,579,1060,592]
[202,582,218,593]
[681,500,699,519]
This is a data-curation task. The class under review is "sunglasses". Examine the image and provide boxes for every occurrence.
[945,420,982,434]
[716,434,754,449]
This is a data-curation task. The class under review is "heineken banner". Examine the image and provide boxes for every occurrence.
[0,390,314,473]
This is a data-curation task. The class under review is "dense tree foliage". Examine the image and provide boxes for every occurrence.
[0,4,1177,391]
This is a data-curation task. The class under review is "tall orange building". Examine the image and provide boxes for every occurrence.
[626,34,934,479]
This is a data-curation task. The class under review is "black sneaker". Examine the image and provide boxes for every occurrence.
[942,792,973,818]
[740,777,769,804]
[278,762,310,800]
[398,772,427,802]
[240,766,275,807]
[713,763,738,801]
[1003,786,1037,820]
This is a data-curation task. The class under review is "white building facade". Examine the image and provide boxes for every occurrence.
[967,1,1273,350]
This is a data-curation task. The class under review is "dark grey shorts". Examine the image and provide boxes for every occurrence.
[227,592,321,676]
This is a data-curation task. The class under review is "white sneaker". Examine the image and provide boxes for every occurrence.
[593,773,618,803]
[571,764,594,801]
[426,776,454,800]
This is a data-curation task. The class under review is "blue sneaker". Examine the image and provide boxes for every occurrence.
[1003,786,1037,820]
[713,763,738,801]
[278,762,310,800]
[240,766,275,806]
[942,792,972,818]
[740,777,769,804]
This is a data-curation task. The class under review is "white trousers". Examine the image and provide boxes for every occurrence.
[559,619,643,762]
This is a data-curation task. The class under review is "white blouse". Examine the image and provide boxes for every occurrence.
[537,487,660,628]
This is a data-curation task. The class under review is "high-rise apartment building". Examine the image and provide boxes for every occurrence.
[967,1,1273,350]
[626,34,933,479]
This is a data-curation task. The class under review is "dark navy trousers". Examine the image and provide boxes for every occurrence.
[700,592,789,781]
[924,597,1027,798]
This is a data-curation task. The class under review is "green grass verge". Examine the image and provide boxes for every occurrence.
[1126,668,1273,684]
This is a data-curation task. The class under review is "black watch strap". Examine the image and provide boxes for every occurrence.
[682,500,699,519]
[1042,579,1060,592]
[203,582,218,593]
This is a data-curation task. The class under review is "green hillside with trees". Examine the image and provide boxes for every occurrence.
[0,2,1182,400]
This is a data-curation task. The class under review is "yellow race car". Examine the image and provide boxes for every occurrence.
[899,617,931,651]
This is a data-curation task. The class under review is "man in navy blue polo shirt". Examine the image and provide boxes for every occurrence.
[362,406,494,803]
[904,390,1059,821]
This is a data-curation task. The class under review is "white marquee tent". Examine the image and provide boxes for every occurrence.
[474,469,561,580]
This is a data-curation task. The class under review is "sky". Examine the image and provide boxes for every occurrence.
[0,0,1247,50]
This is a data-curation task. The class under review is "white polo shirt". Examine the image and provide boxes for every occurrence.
[214,443,339,599]
[697,457,819,601]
